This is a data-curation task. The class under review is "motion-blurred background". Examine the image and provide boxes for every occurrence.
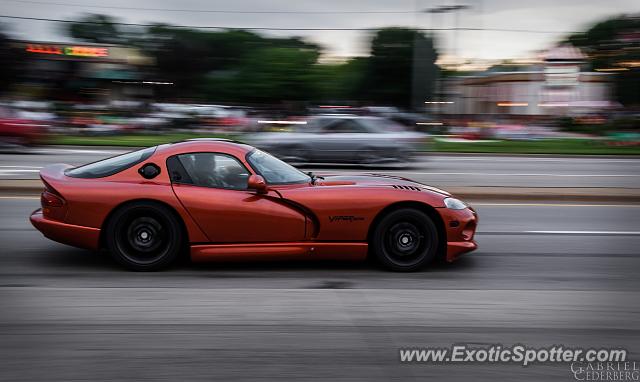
[0,1,638,157]
[1,3,640,381]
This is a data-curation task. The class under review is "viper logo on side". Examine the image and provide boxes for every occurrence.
[329,215,365,223]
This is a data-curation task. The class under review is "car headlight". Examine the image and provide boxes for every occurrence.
[444,197,467,210]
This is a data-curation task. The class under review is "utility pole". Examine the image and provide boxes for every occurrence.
[422,4,470,115]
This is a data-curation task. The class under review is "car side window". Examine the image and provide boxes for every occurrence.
[168,153,250,190]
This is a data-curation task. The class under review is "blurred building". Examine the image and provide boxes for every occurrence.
[12,41,155,102]
[440,45,616,117]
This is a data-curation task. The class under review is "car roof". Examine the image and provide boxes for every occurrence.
[155,139,255,158]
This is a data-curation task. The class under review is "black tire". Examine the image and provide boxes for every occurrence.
[371,208,439,272]
[105,201,184,271]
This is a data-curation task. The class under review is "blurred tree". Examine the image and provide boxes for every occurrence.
[204,46,320,103]
[312,57,368,102]
[567,15,640,106]
[66,16,438,106]
[69,15,323,99]
[140,27,263,95]
[68,14,130,45]
[364,28,438,109]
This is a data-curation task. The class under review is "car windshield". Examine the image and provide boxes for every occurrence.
[247,149,310,185]
[66,147,156,178]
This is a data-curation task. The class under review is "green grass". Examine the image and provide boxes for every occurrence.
[433,138,640,155]
[51,133,640,155]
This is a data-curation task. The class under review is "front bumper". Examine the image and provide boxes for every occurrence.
[30,209,101,250]
[441,206,478,262]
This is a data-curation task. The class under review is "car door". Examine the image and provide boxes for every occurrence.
[167,152,307,243]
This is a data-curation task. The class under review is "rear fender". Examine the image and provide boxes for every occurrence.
[38,164,209,243]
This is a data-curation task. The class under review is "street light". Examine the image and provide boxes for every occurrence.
[421,4,470,115]
[424,5,470,14]
[423,4,470,65]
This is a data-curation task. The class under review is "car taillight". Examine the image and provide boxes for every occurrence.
[41,190,64,207]
[41,179,65,208]
[40,181,67,221]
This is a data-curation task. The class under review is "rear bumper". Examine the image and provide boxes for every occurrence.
[30,209,100,250]
[442,206,479,262]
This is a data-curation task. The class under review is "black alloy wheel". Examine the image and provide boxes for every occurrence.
[106,202,183,271]
[371,208,439,271]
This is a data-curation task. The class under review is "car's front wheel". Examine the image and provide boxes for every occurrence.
[371,208,439,271]
[105,202,184,271]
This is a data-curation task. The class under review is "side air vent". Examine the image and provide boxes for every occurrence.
[391,185,423,191]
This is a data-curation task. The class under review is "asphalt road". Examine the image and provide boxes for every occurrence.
[1,198,639,381]
[1,146,640,188]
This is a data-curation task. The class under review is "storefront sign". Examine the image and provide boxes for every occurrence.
[25,44,109,58]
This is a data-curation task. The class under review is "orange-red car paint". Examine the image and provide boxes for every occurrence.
[30,140,477,263]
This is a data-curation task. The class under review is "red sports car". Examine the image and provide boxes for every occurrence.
[30,139,477,271]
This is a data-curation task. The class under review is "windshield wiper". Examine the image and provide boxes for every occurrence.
[306,171,324,185]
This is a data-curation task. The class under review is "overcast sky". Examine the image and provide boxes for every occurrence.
[1,0,638,61]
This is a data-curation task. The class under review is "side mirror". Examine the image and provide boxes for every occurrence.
[247,174,268,194]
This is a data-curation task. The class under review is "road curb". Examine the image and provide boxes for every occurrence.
[0,180,44,196]
[1,180,638,203]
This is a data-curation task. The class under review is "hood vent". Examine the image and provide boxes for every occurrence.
[391,185,423,191]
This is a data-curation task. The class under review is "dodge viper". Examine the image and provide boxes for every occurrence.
[30,139,477,271]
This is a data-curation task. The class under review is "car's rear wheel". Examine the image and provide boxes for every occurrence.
[105,202,183,271]
[371,208,438,271]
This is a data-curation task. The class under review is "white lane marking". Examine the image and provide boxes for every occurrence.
[526,230,640,235]
[333,170,639,177]
[471,203,640,207]
[30,148,125,155]
[0,166,43,176]
[0,196,40,200]
[0,169,41,173]
[0,169,41,172]
[396,172,639,177]
[429,157,640,164]
[0,166,43,168]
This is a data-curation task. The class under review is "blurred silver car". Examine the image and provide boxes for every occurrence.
[245,115,428,165]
